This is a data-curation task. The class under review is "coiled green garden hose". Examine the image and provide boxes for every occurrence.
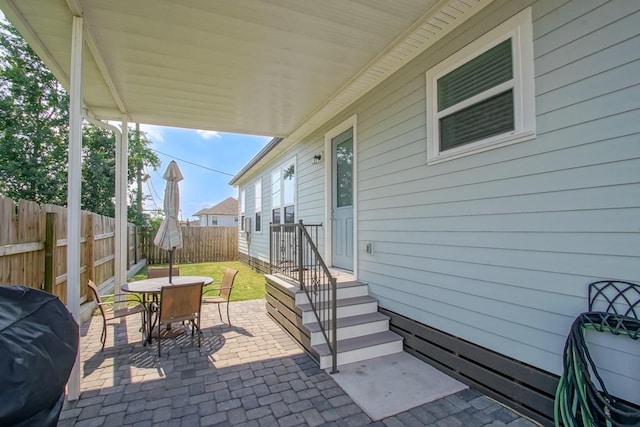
[554,312,640,427]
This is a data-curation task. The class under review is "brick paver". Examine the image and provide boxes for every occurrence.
[59,299,539,426]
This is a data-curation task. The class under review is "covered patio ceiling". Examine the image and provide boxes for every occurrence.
[0,0,492,141]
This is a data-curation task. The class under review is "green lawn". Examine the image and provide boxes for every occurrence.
[132,261,266,301]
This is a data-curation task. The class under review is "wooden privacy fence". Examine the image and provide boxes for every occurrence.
[143,226,238,265]
[0,195,141,304]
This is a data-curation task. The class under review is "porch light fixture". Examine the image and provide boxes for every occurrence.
[313,152,323,165]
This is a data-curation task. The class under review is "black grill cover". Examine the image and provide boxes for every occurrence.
[0,285,79,427]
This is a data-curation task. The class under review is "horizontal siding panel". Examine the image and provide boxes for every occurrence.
[359,141,424,181]
[535,35,640,96]
[536,59,640,115]
[360,155,640,205]
[370,281,566,374]
[360,133,640,195]
[589,333,640,377]
[535,8,640,76]
[537,84,640,134]
[360,267,583,318]
[359,183,640,218]
[357,79,425,140]
[373,274,572,332]
[358,125,424,165]
[532,0,603,39]
[359,208,640,233]
[361,230,640,258]
[531,0,570,21]
[365,241,638,283]
[533,0,629,51]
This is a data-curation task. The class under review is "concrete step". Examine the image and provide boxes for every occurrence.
[305,312,390,346]
[299,295,378,323]
[314,331,404,369]
[295,281,368,305]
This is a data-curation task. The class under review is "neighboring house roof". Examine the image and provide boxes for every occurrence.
[194,197,238,217]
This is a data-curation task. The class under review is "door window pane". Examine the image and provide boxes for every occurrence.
[336,137,353,207]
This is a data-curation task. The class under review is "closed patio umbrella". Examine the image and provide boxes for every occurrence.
[153,160,184,283]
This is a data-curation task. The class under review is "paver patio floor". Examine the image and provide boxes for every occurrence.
[58,299,538,426]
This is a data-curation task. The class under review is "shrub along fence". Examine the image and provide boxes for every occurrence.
[0,195,141,304]
[142,225,238,265]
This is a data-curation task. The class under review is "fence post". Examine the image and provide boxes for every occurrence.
[126,224,131,269]
[86,214,95,287]
[134,225,138,264]
[43,212,56,293]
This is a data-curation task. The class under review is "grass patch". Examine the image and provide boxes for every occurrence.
[132,261,265,301]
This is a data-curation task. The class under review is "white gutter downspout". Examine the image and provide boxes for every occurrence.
[66,15,83,402]
[83,113,128,310]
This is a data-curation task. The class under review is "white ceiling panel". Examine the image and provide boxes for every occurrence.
[0,0,491,138]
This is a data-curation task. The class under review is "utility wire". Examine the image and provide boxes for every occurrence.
[144,166,161,211]
[152,148,235,177]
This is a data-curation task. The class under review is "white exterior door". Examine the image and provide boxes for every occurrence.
[331,128,354,271]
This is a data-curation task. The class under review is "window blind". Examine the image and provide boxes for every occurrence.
[437,38,513,111]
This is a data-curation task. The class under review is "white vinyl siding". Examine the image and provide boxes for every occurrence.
[235,0,640,404]
[238,148,324,264]
[354,0,639,404]
[426,7,536,164]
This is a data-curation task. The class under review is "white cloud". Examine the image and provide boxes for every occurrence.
[196,129,221,140]
[140,124,166,143]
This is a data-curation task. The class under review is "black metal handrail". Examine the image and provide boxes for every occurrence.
[270,221,337,373]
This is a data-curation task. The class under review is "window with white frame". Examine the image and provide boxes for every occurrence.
[254,179,262,232]
[239,188,246,231]
[426,8,535,164]
[272,159,296,224]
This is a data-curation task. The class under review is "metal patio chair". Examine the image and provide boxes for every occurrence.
[87,280,146,351]
[156,281,204,356]
[202,268,239,325]
[147,267,180,279]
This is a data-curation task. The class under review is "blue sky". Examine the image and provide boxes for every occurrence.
[139,125,270,222]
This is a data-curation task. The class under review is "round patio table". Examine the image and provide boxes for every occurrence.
[121,275,214,294]
[121,276,215,345]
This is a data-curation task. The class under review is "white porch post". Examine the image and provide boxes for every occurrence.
[114,116,128,301]
[66,15,83,401]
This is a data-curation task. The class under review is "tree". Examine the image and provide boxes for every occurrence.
[81,124,160,225]
[0,19,160,225]
[81,125,116,217]
[0,20,69,204]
